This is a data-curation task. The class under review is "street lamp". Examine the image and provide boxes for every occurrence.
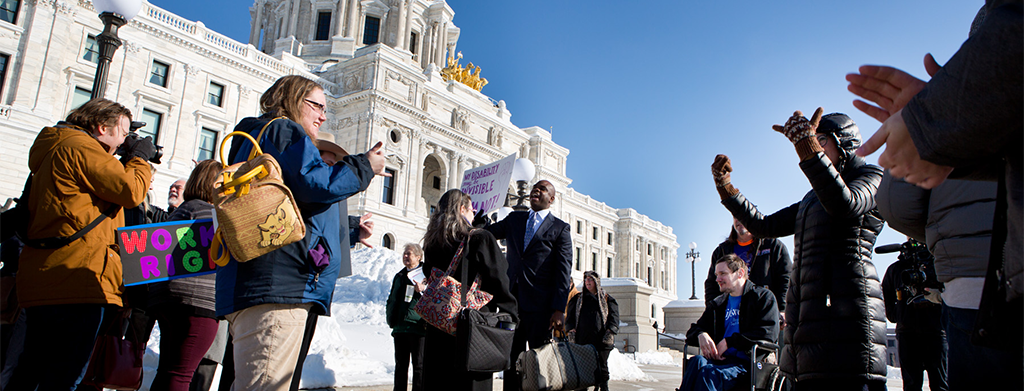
[685,241,701,300]
[507,158,535,211]
[90,0,143,99]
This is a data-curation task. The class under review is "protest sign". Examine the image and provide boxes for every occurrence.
[460,153,516,214]
[118,219,216,286]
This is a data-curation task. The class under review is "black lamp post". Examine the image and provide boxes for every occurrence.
[508,158,535,212]
[90,0,142,100]
[686,241,700,300]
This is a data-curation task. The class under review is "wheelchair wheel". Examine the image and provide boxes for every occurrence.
[757,366,780,391]
[771,371,788,391]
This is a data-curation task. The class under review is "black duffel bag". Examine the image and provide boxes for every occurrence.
[454,252,515,372]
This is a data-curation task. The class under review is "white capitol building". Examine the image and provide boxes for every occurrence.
[0,0,681,352]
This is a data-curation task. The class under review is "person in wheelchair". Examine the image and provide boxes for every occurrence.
[678,254,780,391]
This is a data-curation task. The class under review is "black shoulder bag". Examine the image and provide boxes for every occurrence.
[455,236,516,372]
[1,174,121,249]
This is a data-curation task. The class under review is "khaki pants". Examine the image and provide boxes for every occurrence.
[226,303,312,391]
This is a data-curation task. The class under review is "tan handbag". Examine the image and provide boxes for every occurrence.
[209,118,305,265]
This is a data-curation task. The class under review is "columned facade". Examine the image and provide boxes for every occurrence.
[0,0,679,347]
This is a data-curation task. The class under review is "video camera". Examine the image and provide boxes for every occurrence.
[115,121,164,164]
[876,239,943,306]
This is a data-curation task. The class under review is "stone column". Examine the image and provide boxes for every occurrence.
[250,0,264,46]
[346,0,359,38]
[434,22,446,67]
[395,0,406,49]
[333,0,345,36]
[454,154,467,189]
[447,151,460,190]
[409,135,427,215]
[403,0,414,52]
[288,0,301,37]
[356,7,368,44]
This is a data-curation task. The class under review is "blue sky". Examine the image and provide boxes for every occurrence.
[151,0,981,301]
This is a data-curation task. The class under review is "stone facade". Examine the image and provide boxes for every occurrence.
[0,0,679,348]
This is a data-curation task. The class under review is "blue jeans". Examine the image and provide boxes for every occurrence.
[5,303,117,390]
[679,355,747,391]
[942,304,1023,390]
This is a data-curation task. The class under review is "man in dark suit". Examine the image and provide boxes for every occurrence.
[486,180,573,391]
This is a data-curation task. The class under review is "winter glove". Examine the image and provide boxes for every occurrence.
[602,330,615,346]
[472,209,491,228]
[772,108,825,161]
[120,135,157,164]
[711,154,739,199]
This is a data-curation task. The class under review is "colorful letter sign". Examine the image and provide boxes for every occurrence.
[118,219,217,286]
[460,153,516,214]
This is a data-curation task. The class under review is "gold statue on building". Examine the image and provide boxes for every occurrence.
[441,51,489,91]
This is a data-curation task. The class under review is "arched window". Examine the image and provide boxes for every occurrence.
[381,233,394,250]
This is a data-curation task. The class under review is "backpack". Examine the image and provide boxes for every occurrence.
[208,118,305,265]
[0,175,31,243]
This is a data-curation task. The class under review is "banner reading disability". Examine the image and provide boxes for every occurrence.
[118,219,216,286]
[460,153,516,214]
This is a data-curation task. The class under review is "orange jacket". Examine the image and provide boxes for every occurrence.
[17,123,151,308]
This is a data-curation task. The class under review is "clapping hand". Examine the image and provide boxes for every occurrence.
[846,54,941,122]
[850,55,953,189]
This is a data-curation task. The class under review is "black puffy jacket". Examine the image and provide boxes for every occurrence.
[721,115,887,383]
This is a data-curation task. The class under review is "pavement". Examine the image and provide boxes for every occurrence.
[326,364,922,391]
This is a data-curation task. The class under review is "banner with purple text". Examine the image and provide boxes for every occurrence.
[460,153,516,214]
[118,219,216,286]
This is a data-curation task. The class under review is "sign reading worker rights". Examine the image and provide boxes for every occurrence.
[118,219,216,286]
[460,153,516,215]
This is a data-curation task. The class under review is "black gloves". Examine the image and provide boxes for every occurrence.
[472,209,491,228]
[120,135,157,164]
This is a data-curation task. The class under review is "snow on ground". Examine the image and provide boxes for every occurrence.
[628,350,681,367]
[140,247,655,389]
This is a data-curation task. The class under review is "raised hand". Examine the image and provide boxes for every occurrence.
[366,141,391,177]
[711,154,732,188]
[357,212,374,247]
[772,108,824,145]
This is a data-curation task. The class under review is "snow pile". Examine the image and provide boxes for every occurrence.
[608,349,654,381]
[299,247,402,388]
[886,365,900,380]
[628,350,681,366]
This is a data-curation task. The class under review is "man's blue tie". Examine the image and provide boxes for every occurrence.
[524,212,538,251]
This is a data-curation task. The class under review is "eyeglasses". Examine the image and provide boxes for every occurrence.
[816,134,830,147]
[305,99,326,115]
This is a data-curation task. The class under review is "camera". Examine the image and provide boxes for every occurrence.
[876,239,943,306]
[115,121,164,164]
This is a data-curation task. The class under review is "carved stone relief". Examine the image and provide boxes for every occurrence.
[450,106,468,132]
[332,117,355,130]
[487,126,503,148]
[385,70,417,104]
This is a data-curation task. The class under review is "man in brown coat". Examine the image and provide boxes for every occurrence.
[7,98,156,389]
